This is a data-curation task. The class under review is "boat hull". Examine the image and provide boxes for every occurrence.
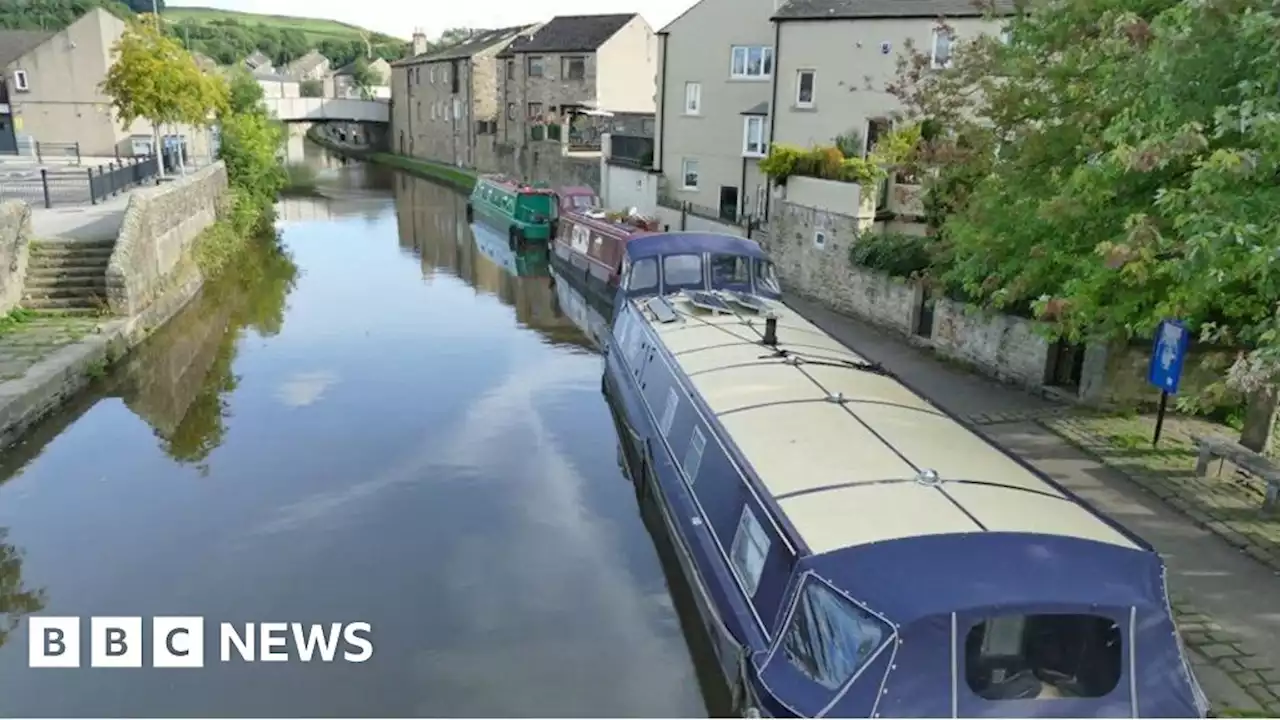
[549,243,618,311]
[602,344,771,717]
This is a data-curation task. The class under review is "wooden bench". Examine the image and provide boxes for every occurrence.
[1191,434,1280,512]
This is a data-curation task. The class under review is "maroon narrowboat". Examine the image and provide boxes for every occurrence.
[551,187,659,307]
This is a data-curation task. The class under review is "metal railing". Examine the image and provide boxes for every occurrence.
[657,193,770,239]
[0,155,160,208]
[35,141,82,165]
[567,124,602,151]
[608,134,653,169]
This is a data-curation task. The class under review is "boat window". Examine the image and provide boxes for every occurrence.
[660,387,679,437]
[754,259,781,295]
[710,254,751,287]
[628,258,658,294]
[730,505,769,597]
[964,614,1122,701]
[572,194,599,209]
[782,580,889,690]
[663,254,704,290]
[682,426,706,482]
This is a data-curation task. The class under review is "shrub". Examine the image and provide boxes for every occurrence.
[218,110,286,210]
[848,231,935,279]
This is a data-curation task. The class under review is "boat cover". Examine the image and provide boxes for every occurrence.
[625,232,768,261]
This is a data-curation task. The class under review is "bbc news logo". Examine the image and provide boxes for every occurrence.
[28,617,373,668]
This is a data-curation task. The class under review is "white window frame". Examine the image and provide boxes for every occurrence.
[795,69,816,108]
[931,29,954,69]
[730,45,773,80]
[742,116,767,157]
[428,66,435,83]
[999,27,1012,44]
[453,98,462,120]
[12,69,29,91]
[681,158,699,190]
[814,229,827,249]
[684,81,701,115]
[730,505,770,598]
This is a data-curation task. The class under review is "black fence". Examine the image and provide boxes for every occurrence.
[0,155,161,208]
[608,134,653,169]
[657,194,769,239]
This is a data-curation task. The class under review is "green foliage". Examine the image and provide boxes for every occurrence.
[348,57,379,99]
[217,110,286,213]
[224,68,265,116]
[299,79,324,97]
[100,16,228,129]
[848,232,936,280]
[367,152,477,192]
[759,125,920,190]
[0,0,134,30]
[162,7,407,67]
[0,308,34,338]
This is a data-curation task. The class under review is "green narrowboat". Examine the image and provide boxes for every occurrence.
[465,175,558,250]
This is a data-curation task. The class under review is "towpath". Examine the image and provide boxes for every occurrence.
[786,294,1280,716]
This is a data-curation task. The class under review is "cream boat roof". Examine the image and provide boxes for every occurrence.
[639,293,1139,556]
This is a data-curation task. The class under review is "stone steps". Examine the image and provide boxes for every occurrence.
[21,240,115,311]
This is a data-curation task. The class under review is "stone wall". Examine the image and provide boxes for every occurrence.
[0,201,32,314]
[490,140,601,192]
[106,162,227,317]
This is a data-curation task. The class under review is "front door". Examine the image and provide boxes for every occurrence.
[0,115,16,154]
[719,186,739,223]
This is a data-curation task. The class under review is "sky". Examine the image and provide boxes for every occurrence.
[167,0,696,40]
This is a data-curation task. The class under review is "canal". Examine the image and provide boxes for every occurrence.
[0,142,720,717]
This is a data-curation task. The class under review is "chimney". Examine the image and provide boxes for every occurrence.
[412,27,428,56]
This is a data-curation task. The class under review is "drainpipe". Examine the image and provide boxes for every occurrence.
[656,32,668,173]
[739,156,747,221]
[765,19,781,223]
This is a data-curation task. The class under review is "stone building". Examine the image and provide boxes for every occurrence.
[496,14,657,150]
[390,26,534,169]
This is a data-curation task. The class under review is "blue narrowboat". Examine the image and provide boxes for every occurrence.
[600,231,1209,718]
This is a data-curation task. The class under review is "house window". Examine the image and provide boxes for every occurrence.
[782,580,889,690]
[428,66,435,83]
[528,102,542,120]
[683,426,707,482]
[931,29,954,69]
[506,59,515,80]
[507,103,516,120]
[795,69,815,107]
[415,101,421,120]
[999,27,1012,44]
[527,55,545,77]
[730,45,773,80]
[454,99,462,119]
[414,67,420,84]
[442,66,450,83]
[814,230,827,249]
[684,82,700,114]
[730,505,769,597]
[430,103,436,120]
[562,56,586,80]
[681,158,699,190]
[13,70,29,91]
[743,116,767,157]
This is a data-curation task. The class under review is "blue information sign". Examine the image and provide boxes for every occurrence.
[1148,319,1190,395]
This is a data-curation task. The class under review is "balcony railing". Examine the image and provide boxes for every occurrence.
[608,134,652,169]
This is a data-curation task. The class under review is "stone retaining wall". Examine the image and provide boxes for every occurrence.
[106,162,228,316]
[0,201,32,314]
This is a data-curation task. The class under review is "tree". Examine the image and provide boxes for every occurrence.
[225,67,265,116]
[299,79,324,98]
[890,0,1280,449]
[101,16,228,177]
[0,529,45,650]
[348,57,379,99]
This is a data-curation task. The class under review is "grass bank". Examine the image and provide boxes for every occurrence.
[303,126,477,193]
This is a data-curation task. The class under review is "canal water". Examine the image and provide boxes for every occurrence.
[0,142,721,717]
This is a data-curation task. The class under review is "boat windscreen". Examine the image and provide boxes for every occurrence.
[754,258,781,296]
[663,253,704,291]
[710,253,752,291]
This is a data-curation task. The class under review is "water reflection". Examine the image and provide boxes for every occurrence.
[393,173,590,352]
[0,529,45,651]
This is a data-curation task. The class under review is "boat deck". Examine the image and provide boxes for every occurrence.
[640,294,1139,556]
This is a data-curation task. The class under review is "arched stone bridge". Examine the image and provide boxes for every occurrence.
[265,97,389,123]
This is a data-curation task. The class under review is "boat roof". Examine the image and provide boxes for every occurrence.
[642,294,1142,557]
[625,231,768,261]
[477,175,556,194]
[559,185,597,197]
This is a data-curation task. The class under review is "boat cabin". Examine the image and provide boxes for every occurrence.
[558,185,601,214]
[615,232,781,310]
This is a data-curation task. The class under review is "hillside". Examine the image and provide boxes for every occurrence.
[163,6,403,44]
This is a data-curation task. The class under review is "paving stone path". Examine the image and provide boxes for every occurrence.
[0,314,105,382]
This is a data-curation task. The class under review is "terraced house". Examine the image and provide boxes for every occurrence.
[391,26,535,169]
[654,0,1010,225]
[496,14,657,149]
